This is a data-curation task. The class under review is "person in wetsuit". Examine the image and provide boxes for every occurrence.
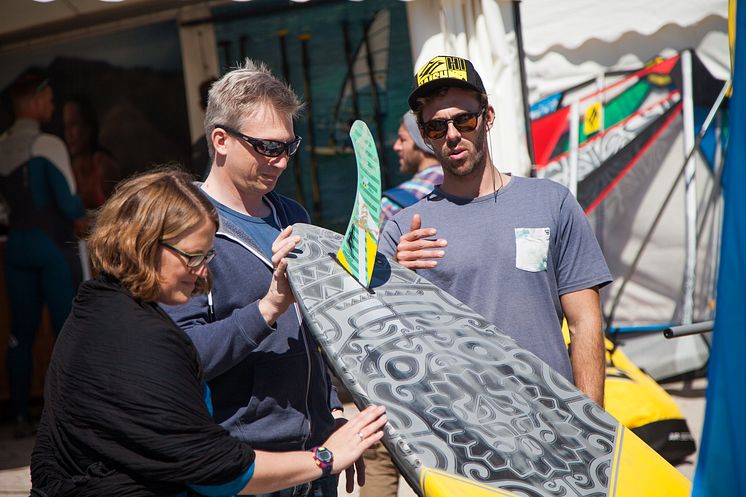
[0,68,86,437]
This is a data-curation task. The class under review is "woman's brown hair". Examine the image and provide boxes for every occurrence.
[87,167,219,301]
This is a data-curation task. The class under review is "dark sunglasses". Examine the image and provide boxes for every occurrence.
[218,125,302,158]
[160,241,216,268]
[420,107,486,139]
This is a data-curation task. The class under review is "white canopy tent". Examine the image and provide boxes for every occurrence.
[521,0,730,99]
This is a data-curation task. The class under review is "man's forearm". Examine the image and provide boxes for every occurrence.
[561,287,605,406]
[570,321,605,406]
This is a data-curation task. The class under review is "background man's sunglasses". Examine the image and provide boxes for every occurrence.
[420,107,486,139]
[218,125,302,157]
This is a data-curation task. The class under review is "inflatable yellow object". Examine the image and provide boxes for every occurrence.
[563,322,696,462]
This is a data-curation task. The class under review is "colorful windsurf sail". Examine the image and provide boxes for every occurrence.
[530,53,727,381]
[336,120,382,287]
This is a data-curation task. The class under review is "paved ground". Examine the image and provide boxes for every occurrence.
[0,423,34,496]
[0,377,707,497]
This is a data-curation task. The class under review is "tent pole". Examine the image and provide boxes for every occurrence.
[568,101,579,197]
[511,0,536,173]
[362,15,391,189]
[681,49,697,325]
[341,21,361,121]
[663,321,714,339]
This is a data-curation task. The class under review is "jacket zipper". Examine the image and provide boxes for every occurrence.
[215,203,314,449]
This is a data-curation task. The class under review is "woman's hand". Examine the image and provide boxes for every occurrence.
[243,405,386,495]
[324,404,387,487]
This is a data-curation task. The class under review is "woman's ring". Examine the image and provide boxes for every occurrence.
[357,431,364,441]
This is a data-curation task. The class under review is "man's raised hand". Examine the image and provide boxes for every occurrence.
[395,214,447,270]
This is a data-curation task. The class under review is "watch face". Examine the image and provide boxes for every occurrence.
[316,447,333,463]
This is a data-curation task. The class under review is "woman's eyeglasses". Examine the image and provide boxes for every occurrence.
[160,241,216,268]
[217,125,302,158]
[420,107,486,140]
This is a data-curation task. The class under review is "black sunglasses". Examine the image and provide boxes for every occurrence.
[420,107,486,140]
[218,125,302,158]
[160,241,216,268]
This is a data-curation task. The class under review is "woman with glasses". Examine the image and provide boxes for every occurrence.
[30,168,386,497]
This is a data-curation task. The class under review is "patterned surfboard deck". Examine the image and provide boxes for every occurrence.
[286,223,690,497]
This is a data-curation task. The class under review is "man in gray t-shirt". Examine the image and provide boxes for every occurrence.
[379,55,611,405]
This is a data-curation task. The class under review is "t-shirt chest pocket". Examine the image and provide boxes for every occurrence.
[515,227,550,272]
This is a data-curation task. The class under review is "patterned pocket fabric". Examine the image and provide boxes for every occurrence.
[515,227,550,272]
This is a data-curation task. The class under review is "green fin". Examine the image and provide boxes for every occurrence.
[336,120,382,287]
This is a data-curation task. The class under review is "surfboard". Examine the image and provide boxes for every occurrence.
[286,119,689,496]
[285,223,691,497]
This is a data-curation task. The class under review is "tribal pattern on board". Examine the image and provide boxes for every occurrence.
[287,223,620,497]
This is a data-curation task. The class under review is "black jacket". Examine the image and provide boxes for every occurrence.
[31,274,254,496]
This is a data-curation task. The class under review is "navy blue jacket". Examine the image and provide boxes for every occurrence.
[163,190,340,451]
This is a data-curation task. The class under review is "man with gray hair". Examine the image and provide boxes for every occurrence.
[380,112,443,222]
[165,60,356,497]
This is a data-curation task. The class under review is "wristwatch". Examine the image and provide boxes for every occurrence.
[311,446,334,476]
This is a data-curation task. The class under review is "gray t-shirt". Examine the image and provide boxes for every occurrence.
[379,175,612,382]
